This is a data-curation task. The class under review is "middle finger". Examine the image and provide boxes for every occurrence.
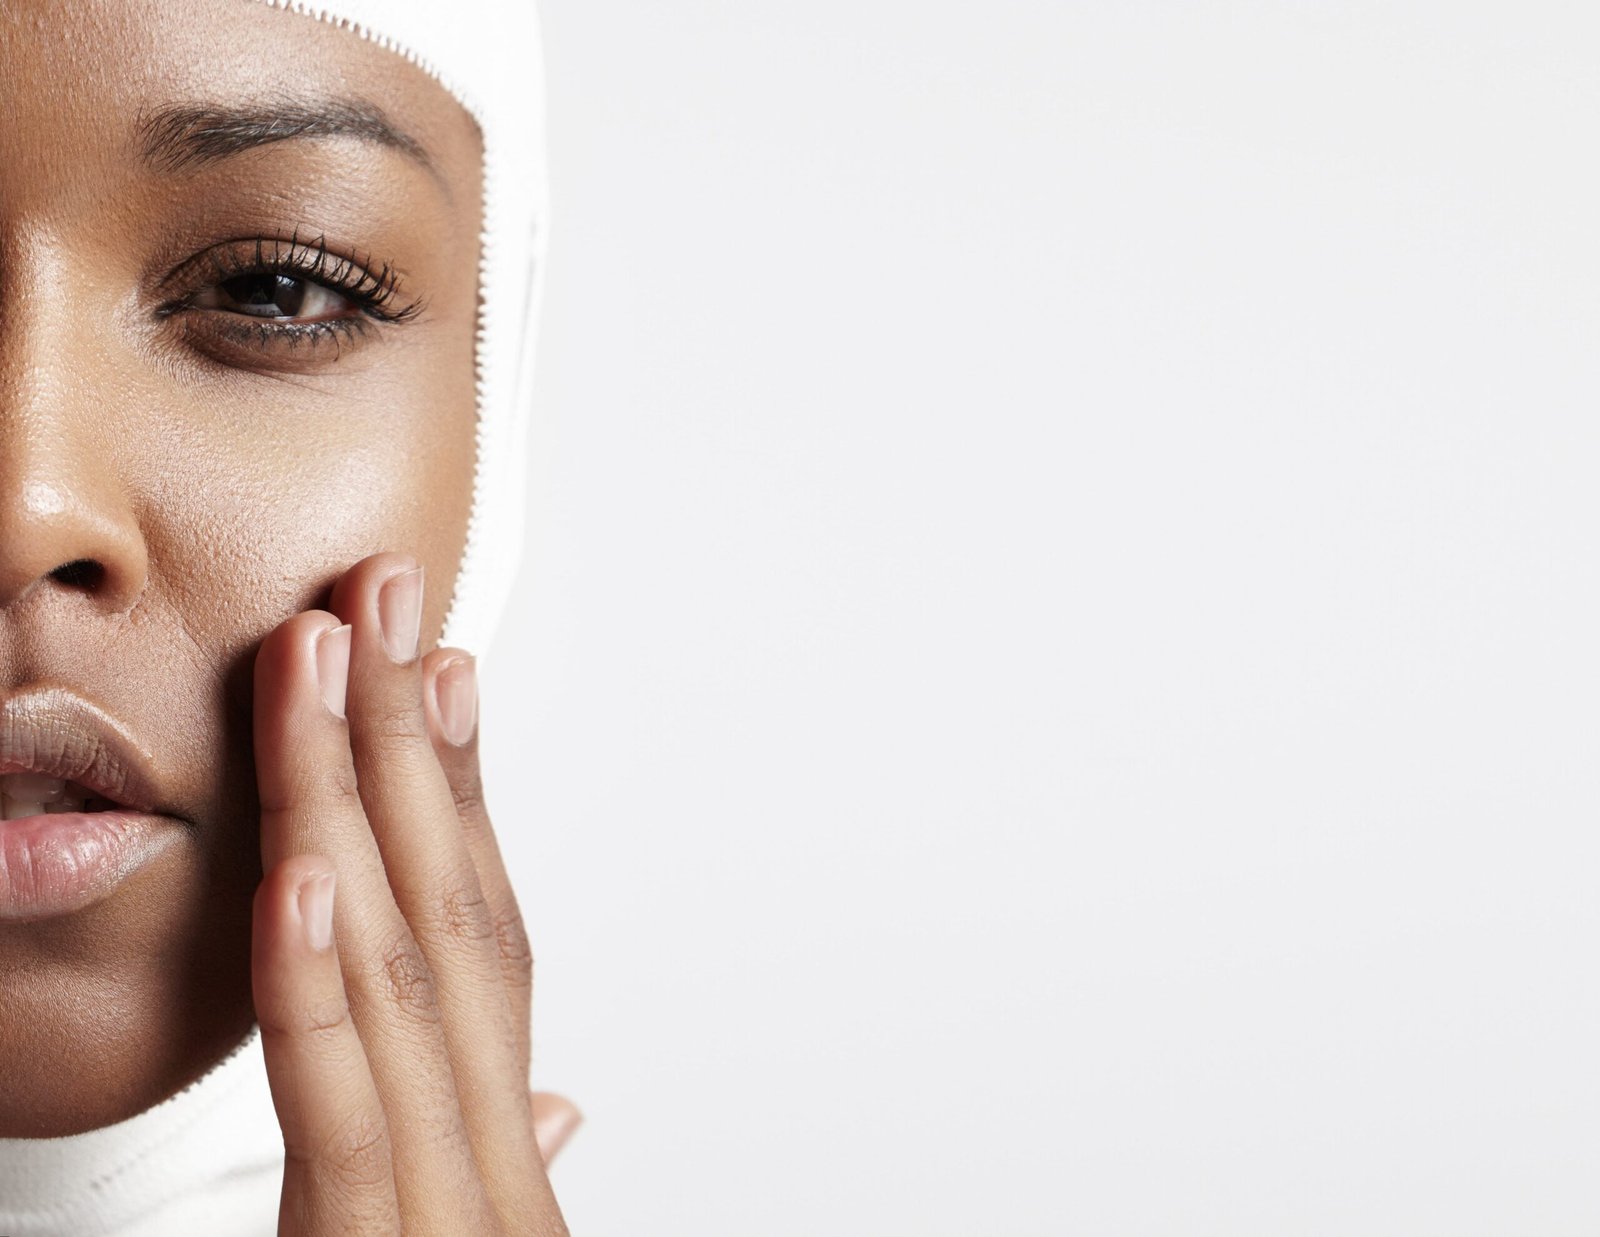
[328,553,542,1211]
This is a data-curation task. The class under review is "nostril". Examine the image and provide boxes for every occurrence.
[50,560,104,590]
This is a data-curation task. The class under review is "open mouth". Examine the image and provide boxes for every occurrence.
[0,774,122,820]
[0,690,185,919]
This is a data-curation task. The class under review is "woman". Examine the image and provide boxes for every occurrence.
[0,0,573,1231]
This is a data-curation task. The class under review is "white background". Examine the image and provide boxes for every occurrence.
[482,3,1600,1233]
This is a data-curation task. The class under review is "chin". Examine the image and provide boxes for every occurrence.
[0,837,256,1137]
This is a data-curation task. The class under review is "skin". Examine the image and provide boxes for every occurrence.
[0,0,572,1227]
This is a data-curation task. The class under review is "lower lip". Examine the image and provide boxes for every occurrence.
[0,811,185,921]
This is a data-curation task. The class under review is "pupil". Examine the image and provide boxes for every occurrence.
[221,273,305,318]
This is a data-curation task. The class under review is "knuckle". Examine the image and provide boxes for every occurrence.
[260,991,353,1046]
[313,1111,393,1196]
[318,757,362,805]
[378,933,441,1025]
[494,910,535,985]
[449,772,487,821]
[300,993,355,1039]
[257,760,359,820]
[437,882,495,946]
[357,694,428,756]
[407,876,497,948]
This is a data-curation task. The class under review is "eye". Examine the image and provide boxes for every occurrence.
[154,235,425,372]
[189,272,355,322]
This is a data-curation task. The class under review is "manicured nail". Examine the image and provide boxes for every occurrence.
[298,871,336,952]
[437,655,478,746]
[380,566,424,664]
[316,624,352,719]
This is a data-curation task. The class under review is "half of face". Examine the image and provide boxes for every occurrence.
[0,0,483,1135]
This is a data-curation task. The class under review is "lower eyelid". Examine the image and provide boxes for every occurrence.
[209,313,370,344]
[172,310,380,368]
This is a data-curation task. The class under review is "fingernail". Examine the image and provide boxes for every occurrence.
[298,871,336,952]
[380,566,424,664]
[538,1106,584,1163]
[437,655,478,746]
[316,624,352,719]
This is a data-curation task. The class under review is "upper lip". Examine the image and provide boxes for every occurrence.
[0,688,170,814]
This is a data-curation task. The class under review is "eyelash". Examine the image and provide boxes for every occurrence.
[158,232,424,356]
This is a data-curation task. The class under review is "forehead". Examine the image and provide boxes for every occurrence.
[0,0,481,204]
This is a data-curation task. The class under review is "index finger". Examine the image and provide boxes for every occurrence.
[254,854,400,1235]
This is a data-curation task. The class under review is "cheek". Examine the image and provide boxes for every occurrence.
[140,382,476,659]
[109,363,475,857]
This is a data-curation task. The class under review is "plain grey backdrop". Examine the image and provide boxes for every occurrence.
[482,3,1597,1233]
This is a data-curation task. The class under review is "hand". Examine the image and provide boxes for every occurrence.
[249,552,575,1234]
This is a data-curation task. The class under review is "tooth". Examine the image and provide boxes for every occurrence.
[45,799,85,814]
[1,774,65,803]
[4,798,45,820]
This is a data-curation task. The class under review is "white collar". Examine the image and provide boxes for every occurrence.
[0,1027,282,1235]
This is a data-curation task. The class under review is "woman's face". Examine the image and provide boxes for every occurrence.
[0,0,481,1134]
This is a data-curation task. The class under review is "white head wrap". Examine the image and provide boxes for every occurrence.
[0,4,548,1230]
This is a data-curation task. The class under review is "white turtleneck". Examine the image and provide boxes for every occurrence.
[0,1029,285,1236]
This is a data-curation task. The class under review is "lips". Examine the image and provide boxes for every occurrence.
[0,688,187,922]
[0,689,170,813]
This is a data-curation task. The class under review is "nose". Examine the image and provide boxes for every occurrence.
[0,306,149,618]
[0,460,148,614]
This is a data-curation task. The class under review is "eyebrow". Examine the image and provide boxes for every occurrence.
[136,96,435,175]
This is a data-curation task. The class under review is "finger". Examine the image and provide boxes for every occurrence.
[530,1092,583,1166]
[423,647,534,1082]
[254,608,495,1232]
[327,554,548,1218]
[254,855,400,1234]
